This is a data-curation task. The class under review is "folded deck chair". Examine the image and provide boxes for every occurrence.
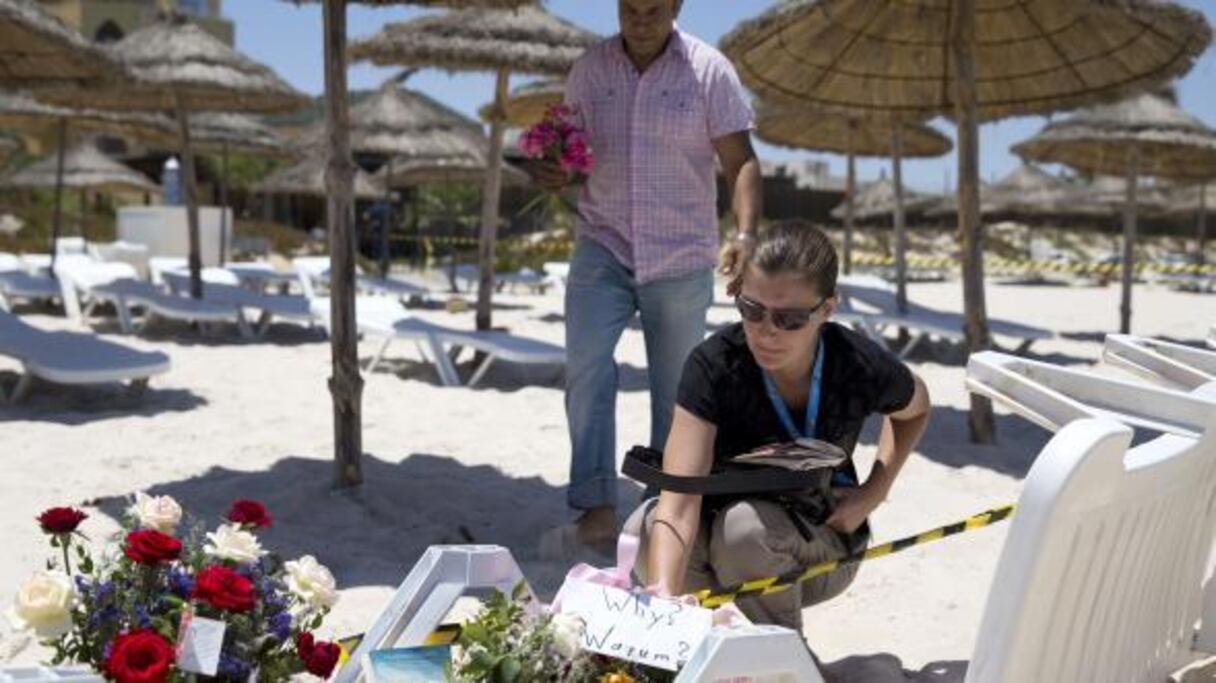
[837,275,1052,357]
[353,304,564,387]
[0,309,170,403]
[963,352,1216,682]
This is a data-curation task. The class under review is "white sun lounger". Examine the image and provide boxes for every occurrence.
[0,309,170,403]
[1102,334,1216,391]
[161,271,318,335]
[964,351,1216,682]
[837,275,1053,357]
[88,279,254,338]
[0,271,61,310]
[352,304,564,387]
[293,256,429,303]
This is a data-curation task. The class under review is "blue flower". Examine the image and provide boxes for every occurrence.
[217,653,251,680]
[167,568,194,599]
[269,611,292,642]
[134,606,152,629]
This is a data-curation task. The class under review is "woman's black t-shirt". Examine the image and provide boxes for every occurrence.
[676,321,916,487]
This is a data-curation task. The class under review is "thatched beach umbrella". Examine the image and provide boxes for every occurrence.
[479,78,564,129]
[757,102,950,313]
[830,177,939,222]
[185,112,291,264]
[296,76,488,277]
[721,0,1211,443]
[0,0,123,87]
[39,15,307,300]
[351,5,598,332]
[278,0,534,491]
[1014,91,1216,333]
[253,152,384,200]
[5,143,158,238]
[0,92,175,265]
[378,150,530,188]
[930,164,1086,219]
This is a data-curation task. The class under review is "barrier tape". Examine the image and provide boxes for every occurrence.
[694,504,1016,609]
[852,253,1216,276]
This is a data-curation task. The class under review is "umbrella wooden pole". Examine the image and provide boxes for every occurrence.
[1120,151,1139,335]
[78,187,86,239]
[476,67,510,332]
[892,123,907,315]
[843,122,856,275]
[323,0,363,489]
[173,91,203,300]
[1198,182,1207,264]
[49,116,67,273]
[380,157,393,279]
[219,141,229,265]
[951,0,995,444]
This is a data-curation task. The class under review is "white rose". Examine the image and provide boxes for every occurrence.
[204,524,267,563]
[127,492,182,532]
[549,612,584,659]
[7,572,75,639]
[283,556,338,611]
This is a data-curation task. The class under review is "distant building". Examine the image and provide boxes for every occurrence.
[38,0,234,46]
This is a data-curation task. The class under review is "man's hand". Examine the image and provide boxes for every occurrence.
[534,158,570,192]
[718,234,755,297]
[825,482,884,535]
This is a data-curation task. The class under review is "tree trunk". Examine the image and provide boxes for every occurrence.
[1198,182,1208,265]
[842,123,856,275]
[323,0,363,489]
[951,0,995,444]
[380,157,393,278]
[219,142,230,265]
[173,91,203,299]
[1120,153,1139,335]
[892,123,907,315]
[475,67,511,331]
[49,117,67,274]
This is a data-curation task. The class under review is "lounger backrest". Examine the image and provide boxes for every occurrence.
[54,260,139,323]
[965,355,1216,683]
[1103,334,1216,391]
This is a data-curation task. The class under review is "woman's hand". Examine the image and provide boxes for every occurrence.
[825,482,884,534]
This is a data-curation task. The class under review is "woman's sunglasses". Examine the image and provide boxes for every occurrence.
[735,294,827,331]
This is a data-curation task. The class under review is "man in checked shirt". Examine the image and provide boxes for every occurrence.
[537,0,763,555]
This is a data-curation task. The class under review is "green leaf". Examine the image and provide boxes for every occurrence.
[493,657,521,683]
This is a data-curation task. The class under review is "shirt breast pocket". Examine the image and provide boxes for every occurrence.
[658,87,704,142]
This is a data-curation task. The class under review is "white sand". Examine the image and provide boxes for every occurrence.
[0,274,1209,680]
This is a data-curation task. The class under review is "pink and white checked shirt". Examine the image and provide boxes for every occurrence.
[564,30,754,284]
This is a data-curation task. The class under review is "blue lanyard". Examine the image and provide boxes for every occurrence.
[761,339,825,441]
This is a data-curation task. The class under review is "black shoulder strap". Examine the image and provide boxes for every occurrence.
[623,446,823,496]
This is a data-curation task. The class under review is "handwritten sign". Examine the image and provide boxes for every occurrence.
[556,578,712,671]
[176,609,226,676]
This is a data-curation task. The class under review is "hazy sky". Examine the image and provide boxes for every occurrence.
[227,1,1216,192]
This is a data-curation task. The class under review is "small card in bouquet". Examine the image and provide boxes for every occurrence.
[557,578,712,671]
[729,438,846,471]
[364,645,451,683]
[175,609,226,677]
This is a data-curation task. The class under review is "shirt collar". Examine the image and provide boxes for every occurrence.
[614,25,689,69]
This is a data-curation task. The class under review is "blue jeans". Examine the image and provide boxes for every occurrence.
[565,238,713,510]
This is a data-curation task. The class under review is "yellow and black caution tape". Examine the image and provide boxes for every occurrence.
[852,253,1216,277]
[694,504,1016,609]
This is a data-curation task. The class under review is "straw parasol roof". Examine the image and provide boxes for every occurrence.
[720,0,1212,122]
[39,15,308,114]
[930,164,1092,217]
[479,79,564,128]
[0,0,124,87]
[757,104,951,158]
[831,177,939,221]
[253,153,383,200]
[0,91,176,146]
[379,150,530,188]
[350,6,599,75]
[5,143,157,193]
[297,78,486,160]
[1012,92,1216,181]
[186,113,291,157]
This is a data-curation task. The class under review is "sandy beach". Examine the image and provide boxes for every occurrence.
[1,274,1210,679]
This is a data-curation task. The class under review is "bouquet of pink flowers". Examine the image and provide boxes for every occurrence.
[517,104,593,223]
[9,496,343,682]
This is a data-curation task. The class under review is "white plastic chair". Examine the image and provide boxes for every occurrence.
[1102,334,1216,390]
[963,351,1216,682]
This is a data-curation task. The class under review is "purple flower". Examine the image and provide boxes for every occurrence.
[217,653,251,680]
[269,611,292,642]
[167,568,194,599]
[135,606,152,629]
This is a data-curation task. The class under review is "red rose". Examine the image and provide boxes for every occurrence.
[37,507,87,535]
[123,530,182,565]
[192,565,256,612]
[296,632,341,679]
[226,499,272,528]
[104,628,175,683]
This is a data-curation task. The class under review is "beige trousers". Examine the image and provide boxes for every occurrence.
[623,497,861,631]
